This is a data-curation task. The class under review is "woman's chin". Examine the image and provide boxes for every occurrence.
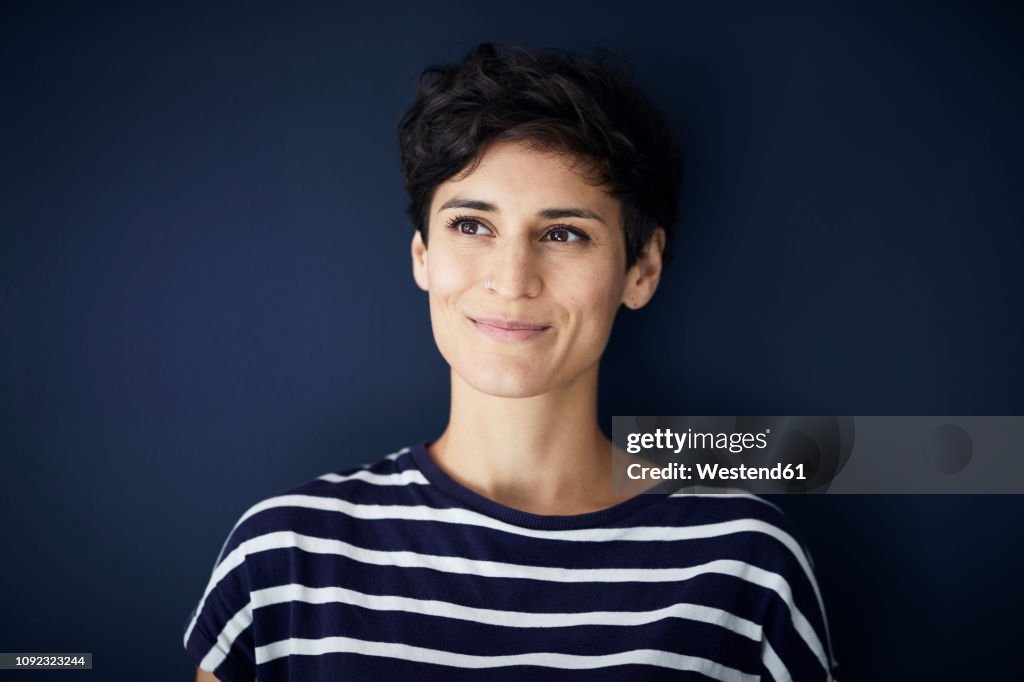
[459,366,552,399]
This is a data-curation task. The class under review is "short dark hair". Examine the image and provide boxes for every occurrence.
[397,42,684,269]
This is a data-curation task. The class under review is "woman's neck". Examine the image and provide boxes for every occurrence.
[426,365,633,515]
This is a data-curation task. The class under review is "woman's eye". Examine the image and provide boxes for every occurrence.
[545,227,586,243]
[458,221,492,236]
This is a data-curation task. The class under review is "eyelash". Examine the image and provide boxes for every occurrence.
[443,215,592,243]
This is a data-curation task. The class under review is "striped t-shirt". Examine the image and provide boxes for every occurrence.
[183,443,838,681]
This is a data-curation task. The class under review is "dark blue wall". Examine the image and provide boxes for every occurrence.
[2,1,1021,679]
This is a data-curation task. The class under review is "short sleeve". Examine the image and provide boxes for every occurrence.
[182,516,258,682]
[758,535,840,681]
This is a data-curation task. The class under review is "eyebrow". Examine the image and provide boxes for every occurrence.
[438,197,607,225]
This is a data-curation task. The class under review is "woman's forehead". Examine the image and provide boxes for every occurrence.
[432,141,621,224]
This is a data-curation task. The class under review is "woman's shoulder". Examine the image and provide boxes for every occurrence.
[650,491,790,526]
[636,492,817,566]
[278,444,427,499]
[213,444,426,559]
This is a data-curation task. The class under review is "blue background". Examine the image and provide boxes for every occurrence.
[2,1,1022,679]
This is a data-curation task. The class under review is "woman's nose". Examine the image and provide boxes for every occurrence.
[485,240,543,299]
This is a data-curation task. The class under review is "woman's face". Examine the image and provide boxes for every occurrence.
[411,140,662,399]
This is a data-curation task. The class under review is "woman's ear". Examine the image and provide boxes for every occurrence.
[622,227,666,310]
[411,230,429,292]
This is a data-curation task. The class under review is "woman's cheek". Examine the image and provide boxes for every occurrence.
[429,250,478,296]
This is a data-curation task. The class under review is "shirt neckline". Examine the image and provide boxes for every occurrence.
[408,440,675,530]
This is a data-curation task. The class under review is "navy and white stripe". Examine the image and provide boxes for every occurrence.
[183,443,837,681]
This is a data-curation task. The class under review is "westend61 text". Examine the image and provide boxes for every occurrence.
[627,462,807,481]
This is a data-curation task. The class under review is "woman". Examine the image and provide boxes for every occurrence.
[184,43,837,681]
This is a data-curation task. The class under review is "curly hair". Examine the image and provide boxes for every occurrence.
[397,42,684,270]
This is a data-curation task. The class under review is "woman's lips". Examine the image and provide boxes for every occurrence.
[468,316,551,342]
